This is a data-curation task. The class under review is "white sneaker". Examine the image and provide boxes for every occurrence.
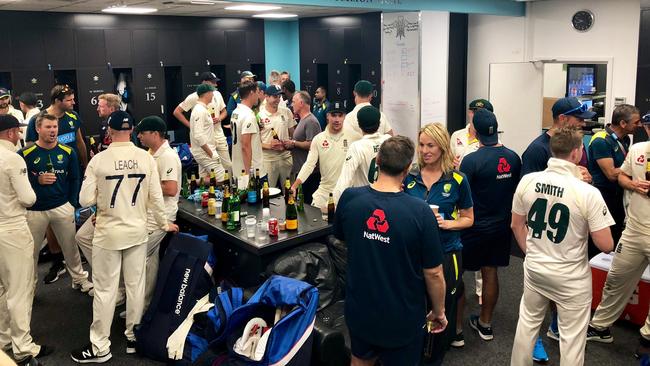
[72,280,94,296]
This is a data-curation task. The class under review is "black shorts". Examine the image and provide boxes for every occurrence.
[351,332,424,366]
[462,229,512,271]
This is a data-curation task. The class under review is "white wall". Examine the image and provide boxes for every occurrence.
[468,0,641,122]
[420,11,449,126]
[543,63,567,98]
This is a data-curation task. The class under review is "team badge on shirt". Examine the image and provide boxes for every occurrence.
[456,138,463,146]
[363,209,391,244]
[636,154,645,165]
[496,157,512,180]
[69,121,74,129]
[57,154,64,163]
[442,183,452,197]
[322,140,329,149]
[343,139,348,148]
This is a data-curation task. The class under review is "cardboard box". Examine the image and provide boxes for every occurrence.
[590,253,650,326]
[542,97,560,129]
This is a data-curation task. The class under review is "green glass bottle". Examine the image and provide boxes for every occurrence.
[297,184,304,212]
[46,155,55,173]
[226,189,241,231]
[181,173,189,198]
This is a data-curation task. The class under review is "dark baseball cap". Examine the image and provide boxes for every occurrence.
[136,116,167,134]
[357,105,380,133]
[327,100,346,114]
[552,97,596,120]
[265,84,282,96]
[472,108,499,146]
[0,114,21,132]
[469,99,494,112]
[17,92,38,106]
[257,81,267,92]
[108,110,134,131]
[197,83,215,96]
[200,72,220,82]
[0,88,10,98]
[354,80,373,96]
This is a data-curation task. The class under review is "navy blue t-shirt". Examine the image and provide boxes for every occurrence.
[587,127,629,191]
[459,146,521,233]
[403,169,473,253]
[25,111,83,158]
[521,132,551,176]
[334,186,443,348]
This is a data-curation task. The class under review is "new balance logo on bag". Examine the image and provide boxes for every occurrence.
[175,268,192,315]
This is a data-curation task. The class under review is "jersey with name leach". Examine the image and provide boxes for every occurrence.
[79,142,167,250]
[513,158,614,307]
[460,145,521,232]
[19,143,80,211]
[334,186,443,348]
[26,111,82,156]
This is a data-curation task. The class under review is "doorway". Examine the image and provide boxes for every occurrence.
[164,66,185,143]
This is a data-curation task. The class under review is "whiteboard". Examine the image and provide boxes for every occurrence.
[381,12,420,146]
[488,62,543,156]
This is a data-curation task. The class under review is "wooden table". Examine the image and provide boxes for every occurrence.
[177,196,333,286]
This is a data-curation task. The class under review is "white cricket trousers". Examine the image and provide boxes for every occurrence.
[90,244,147,355]
[76,218,166,309]
[264,158,292,189]
[26,203,88,287]
[511,285,590,366]
[193,149,225,181]
[0,224,41,361]
[216,140,232,173]
[590,226,650,340]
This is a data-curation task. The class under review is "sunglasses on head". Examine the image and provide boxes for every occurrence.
[55,84,71,99]
[642,114,650,124]
[563,102,588,116]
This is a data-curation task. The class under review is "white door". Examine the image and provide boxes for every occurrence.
[488,62,543,156]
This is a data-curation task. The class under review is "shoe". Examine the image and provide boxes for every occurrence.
[635,337,650,359]
[450,332,465,348]
[72,280,94,296]
[16,356,45,366]
[70,344,112,364]
[469,315,493,341]
[126,339,136,354]
[43,261,66,284]
[36,345,53,359]
[546,325,560,342]
[532,336,549,362]
[586,325,613,343]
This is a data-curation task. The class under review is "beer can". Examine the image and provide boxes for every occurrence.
[268,217,279,237]
[201,192,209,208]
[207,198,216,216]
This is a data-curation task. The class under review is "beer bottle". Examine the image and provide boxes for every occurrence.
[223,170,230,189]
[284,178,291,204]
[271,128,280,140]
[46,155,55,173]
[255,168,261,186]
[221,185,230,224]
[285,194,298,231]
[181,173,189,198]
[199,176,206,190]
[240,169,247,202]
[262,181,270,208]
[208,185,216,199]
[209,169,217,187]
[88,136,100,156]
[297,184,304,212]
[327,193,335,224]
[227,188,241,231]
[247,168,258,204]
[189,173,198,194]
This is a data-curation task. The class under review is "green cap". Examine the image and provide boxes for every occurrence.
[354,80,373,97]
[136,116,167,134]
[469,99,493,112]
[357,105,380,133]
[197,83,216,96]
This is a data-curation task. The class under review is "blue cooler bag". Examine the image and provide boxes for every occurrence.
[215,276,318,366]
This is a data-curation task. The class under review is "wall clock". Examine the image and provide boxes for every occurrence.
[572,10,594,32]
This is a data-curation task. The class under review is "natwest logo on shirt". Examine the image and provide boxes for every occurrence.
[364,209,390,244]
[322,139,330,149]
[496,157,513,180]
[636,154,645,165]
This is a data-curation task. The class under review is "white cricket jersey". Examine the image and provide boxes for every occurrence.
[450,125,470,158]
[512,158,615,307]
[189,102,216,154]
[25,107,40,123]
[297,128,350,208]
[79,142,169,250]
[333,132,391,202]
[0,139,36,229]
[342,102,392,143]
[231,104,266,177]
[180,92,226,143]
[146,140,182,232]
[258,105,296,162]
[620,142,650,236]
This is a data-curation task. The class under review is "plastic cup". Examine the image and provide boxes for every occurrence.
[193,197,202,212]
[429,205,439,215]
[245,216,257,238]
[215,201,222,217]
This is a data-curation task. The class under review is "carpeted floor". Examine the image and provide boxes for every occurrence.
[22,256,642,365]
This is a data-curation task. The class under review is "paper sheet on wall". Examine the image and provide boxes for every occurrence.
[381,12,421,147]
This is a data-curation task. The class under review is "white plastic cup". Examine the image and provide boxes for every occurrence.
[245,216,257,238]
[215,201,222,217]
[429,205,439,215]
[262,208,270,232]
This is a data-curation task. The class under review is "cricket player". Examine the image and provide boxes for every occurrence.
[259,84,295,188]
[342,80,393,143]
[231,81,267,178]
[586,115,650,358]
[292,102,349,210]
[70,111,178,364]
[510,127,614,366]
[189,83,225,182]
[450,99,493,163]
[333,105,390,203]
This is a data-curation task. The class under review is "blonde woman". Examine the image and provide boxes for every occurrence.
[403,123,474,363]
